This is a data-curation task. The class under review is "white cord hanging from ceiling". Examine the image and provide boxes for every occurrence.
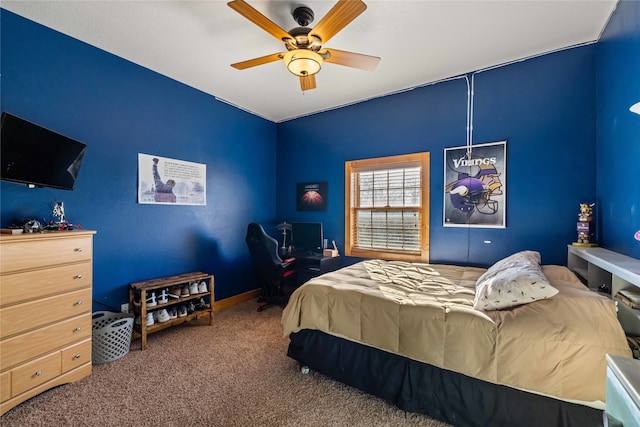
[465,73,476,160]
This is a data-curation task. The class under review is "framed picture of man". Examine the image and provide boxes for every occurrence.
[138,153,206,206]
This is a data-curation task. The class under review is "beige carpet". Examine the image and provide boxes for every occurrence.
[2,300,451,427]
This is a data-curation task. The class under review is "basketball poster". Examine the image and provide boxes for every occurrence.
[297,181,328,211]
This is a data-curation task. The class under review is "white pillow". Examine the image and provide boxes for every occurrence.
[473,251,558,310]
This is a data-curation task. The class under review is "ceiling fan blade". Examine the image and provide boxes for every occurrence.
[309,0,367,44]
[231,53,284,70]
[300,75,317,91]
[322,48,380,71]
[228,0,292,42]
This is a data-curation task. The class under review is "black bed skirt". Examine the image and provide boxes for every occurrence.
[287,329,603,427]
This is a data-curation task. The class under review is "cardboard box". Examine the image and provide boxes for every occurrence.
[323,249,339,257]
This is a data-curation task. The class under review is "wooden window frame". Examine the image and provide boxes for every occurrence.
[345,152,430,263]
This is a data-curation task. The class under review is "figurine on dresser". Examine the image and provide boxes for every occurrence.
[46,201,75,230]
[53,201,66,223]
[573,202,597,247]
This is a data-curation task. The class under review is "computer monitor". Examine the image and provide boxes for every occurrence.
[291,222,323,254]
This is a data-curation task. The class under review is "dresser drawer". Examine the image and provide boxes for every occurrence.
[0,262,92,307]
[11,352,61,397]
[0,314,91,369]
[0,371,10,403]
[0,236,92,273]
[62,339,91,373]
[0,288,91,338]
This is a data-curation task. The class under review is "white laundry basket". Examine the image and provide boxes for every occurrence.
[92,311,134,364]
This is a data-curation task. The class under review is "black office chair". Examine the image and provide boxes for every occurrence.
[245,223,297,312]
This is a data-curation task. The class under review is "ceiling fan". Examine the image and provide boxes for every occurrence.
[228,0,381,91]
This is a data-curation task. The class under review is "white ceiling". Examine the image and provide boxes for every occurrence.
[2,0,617,123]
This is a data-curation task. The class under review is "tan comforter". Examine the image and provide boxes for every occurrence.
[281,261,631,403]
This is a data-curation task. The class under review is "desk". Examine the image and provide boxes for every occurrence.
[293,253,341,286]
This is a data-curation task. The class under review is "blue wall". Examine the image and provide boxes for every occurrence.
[277,45,597,268]
[0,10,278,310]
[596,0,640,259]
[1,3,638,312]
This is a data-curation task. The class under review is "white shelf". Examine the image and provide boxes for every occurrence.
[568,246,640,287]
[568,245,640,336]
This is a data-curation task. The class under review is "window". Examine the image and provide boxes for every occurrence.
[345,152,430,262]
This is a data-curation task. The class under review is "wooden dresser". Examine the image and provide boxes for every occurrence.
[0,230,96,415]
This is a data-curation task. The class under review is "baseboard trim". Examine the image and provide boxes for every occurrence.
[213,289,261,311]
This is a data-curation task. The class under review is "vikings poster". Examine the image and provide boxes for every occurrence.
[443,141,506,228]
[297,182,328,211]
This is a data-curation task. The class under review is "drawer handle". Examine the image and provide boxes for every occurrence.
[75,301,83,306]
[75,248,83,252]
[35,371,42,377]
[75,327,82,332]
[74,354,81,359]
[75,274,83,279]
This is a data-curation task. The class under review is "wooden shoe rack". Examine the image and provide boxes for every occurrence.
[129,272,214,350]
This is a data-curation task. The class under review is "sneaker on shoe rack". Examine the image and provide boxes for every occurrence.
[157,308,170,323]
[168,307,178,319]
[168,286,182,299]
[194,298,207,311]
[188,282,199,295]
[146,312,155,326]
[187,301,196,314]
[133,291,142,307]
[198,281,208,293]
[180,285,190,298]
[177,305,187,318]
[146,291,157,307]
[152,311,159,323]
[157,289,168,304]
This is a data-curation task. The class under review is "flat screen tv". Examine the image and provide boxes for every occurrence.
[1,112,87,190]
[291,222,323,254]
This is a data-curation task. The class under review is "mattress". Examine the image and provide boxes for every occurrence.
[281,261,631,403]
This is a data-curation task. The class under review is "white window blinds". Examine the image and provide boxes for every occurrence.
[345,152,430,262]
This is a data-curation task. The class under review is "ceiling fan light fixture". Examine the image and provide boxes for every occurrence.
[284,49,323,77]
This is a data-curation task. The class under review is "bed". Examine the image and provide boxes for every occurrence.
[281,251,632,427]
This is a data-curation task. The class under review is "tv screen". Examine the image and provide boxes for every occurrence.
[1,112,87,190]
[291,222,323,254]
